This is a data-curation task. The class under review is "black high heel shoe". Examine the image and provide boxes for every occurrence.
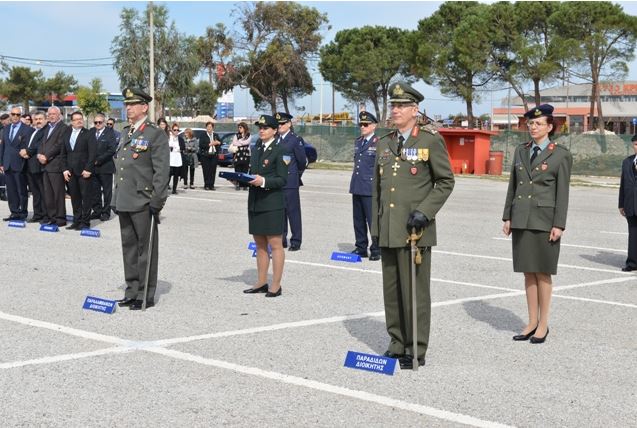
[513,326,538,341]
[265,287,282,298]
[530,327,549,344]
[243,284,269,294]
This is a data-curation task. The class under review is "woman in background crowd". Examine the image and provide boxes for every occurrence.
[168,123,184,195]
[502,104,572,344]
[182,128,198,189]
[199,121,221,190]
[229,121,252,190]
[157,117,170,137]
[243,115,288,298]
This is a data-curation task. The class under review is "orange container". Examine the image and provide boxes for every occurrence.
[487,151,504,175]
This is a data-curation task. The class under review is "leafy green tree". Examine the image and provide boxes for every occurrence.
[42,71,78,105]
[111,4,200,117]
[217,1,329,114]
[2,66,44,111]
[76,78,111,120]
[412,2,494,128]
[194,24,234,85]
[550,1,637,131]
[319,26,414,123]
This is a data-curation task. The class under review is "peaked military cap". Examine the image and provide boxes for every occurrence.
[255,114,279,129]
[275,112,293,124]
[389,82,424,104]
[358,111,378,124]
[122,87,152,105]
[524,104,554,119]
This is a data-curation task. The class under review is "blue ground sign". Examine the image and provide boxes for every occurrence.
[344,351,396,375]
[331,252,361,263]
[82,296,117,314]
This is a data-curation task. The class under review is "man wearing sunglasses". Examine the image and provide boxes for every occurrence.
[106,118,121,141]
[0,107,34,221]
[349,111,380,261]
[90,113,118,222]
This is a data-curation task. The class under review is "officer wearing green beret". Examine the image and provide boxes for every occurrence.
[113,88,170,311]
[371,82,455,369]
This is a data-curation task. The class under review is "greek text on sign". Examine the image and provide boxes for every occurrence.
[8,221,26,228]
[82,296,117,314]
[80,229,101,238]
[330,252,361,263]
[343,351,396,375]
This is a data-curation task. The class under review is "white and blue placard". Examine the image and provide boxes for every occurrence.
[344,351,396,376]
[248,242,256,250]
[80,229,101,238]
[82,296,117,314]
[8,220,26,228]
[66,215,74,222]
[331,252,361,263]
[40,224,59,233]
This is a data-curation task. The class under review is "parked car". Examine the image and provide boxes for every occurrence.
[181,128,318,167]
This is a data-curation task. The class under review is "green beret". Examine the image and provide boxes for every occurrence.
[122,87,152,105]
[389,82,424,104]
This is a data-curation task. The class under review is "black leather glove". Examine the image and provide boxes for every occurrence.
[406,210,429,233]
[149,206,161,225]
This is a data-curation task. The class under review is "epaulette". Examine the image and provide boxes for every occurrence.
[420,123,438,135]
[145,121,157,129]
[378,130,397,140]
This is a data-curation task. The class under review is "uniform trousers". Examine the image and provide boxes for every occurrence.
[283,187,302,247]
[26,171,45,220]
[67,174,93,227]
[4,170,28,218]
[626,215,637,269]
[381,246,431,359]
[42,171,66,224]
[119,209,159,302]
[91,173,113,216]
[352,194,378,255]
[200,156,218,188]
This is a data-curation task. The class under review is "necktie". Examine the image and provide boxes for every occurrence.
[128,125,135,139]
[397,135,405,154]
[530,146,541,164]
[96,130,101,140]
[10,124,17,141]
[70,130,79,150]
[47,123,55,138]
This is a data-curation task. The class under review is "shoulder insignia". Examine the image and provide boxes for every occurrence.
[378,130,396,140]
[420,123,438,135]
[524,140,533,148]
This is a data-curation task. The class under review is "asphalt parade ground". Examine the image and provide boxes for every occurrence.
[1,167,635,428]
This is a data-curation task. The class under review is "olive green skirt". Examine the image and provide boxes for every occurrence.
[249,209,284,236]
[512,229,560,274]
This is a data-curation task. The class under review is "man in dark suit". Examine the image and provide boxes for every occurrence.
[618,134,637,272]
[106,117,121,142]
[89,113,117,221]
[276,112,307,251]
[0,107,34,221]
[61,111,97,230]
[198,121,220,190]
[350,111,380,261]
[20,111,48,222]
[38,106,69,226]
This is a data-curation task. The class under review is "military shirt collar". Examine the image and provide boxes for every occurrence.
[279,131,290,140]
[531,137,550,152]
[132,116,148,131]
[262,137,276,150]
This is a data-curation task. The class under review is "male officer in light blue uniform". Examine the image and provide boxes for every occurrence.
[350,111,380,260]
[276,112,307,251]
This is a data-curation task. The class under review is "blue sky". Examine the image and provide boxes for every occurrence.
[2,1,637,118]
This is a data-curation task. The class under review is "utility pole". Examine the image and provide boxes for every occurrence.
[148,1,156,122]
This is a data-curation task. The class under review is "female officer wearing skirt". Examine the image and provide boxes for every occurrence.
[502,104,572,344]
[243,114,289,298]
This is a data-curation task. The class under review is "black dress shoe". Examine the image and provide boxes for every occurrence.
[530,327,549,344]
[383,351,403,359]
[100,214,110,221]
[3,216,17,221]
[282,242,288,248]
[66,223,81,230]
[56,221,67,227]
[39,218,51,225]
[117,297,136,307]
[513,326,538,341]
[399,355,426,369]
[210,187,216,191]
[243,284,269,294]
[288,246,300,252]
[27,218,41,223]
[89,212,101,220]
[369,253,381,261]
[129,300,154,310]
[351,249,369,258]
[265,287,282,297]
[621,266,636,272]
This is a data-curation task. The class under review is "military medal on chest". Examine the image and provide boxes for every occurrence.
[132,153,139,159]
[541,162,548,171]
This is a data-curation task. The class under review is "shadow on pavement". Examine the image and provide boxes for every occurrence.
[220,268,258,286]
[580,251,625,269]
[463,300,524,333]
[343,317,387,355]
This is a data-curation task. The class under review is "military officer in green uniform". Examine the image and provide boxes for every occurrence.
[372,82,455,369]
[113,88,170,310]
[503,104,572,344]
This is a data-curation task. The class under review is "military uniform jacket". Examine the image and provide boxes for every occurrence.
[502,140,572,231]
[0,123,33,172]
[248,139,288,213]
[113,119,170,212]
[349,134,378,196]
[372,125,455,248]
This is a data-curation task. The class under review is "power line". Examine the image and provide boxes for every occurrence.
[0,54,114,68]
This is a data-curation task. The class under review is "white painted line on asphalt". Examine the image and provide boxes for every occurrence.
[0,347,131,370]
[286,259,381,274]
[0,311,128,345]
[552,276,633,291]
[148,347,514,428]
[437,250,633,275]
[299,190,350,196]
[553,294,637,309]
[169,196,222,202]
[600,231,627,235]
[492,237,625,253]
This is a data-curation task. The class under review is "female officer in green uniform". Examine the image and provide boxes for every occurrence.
[502,104,572,344]
[243,115,289,298]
